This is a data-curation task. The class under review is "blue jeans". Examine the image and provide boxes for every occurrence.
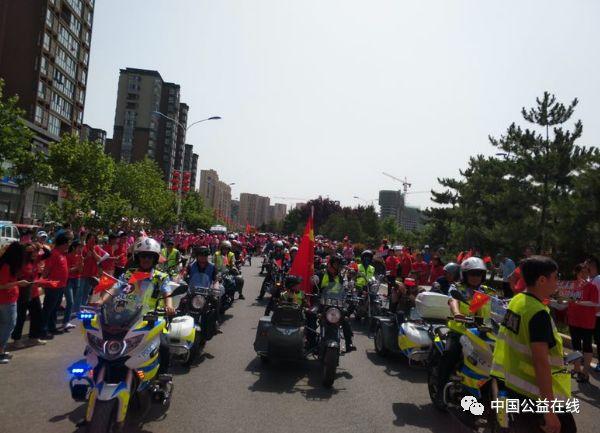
[64,278,80,324]
[41,288,65,333]
[77,278,92,311]
[0,303,17,350]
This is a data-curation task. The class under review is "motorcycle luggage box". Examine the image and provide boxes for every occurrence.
[268,324,304,359]
[415,291,450,321]
[254,316,272,353]
[399,321,432,349]
[168,315,195,345]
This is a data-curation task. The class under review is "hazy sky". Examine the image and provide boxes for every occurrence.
[85,0,600,210]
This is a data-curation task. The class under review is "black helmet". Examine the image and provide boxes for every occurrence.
[193,245,210,257]
[328,254,344,267]
[285,275,303,288]
[361,250,374,259]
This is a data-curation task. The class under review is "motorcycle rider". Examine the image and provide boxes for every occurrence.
[436,257,494,394]
[491,256,575,433]
[161,238,181,276]
[279,274,306,306]
[184,245,220,334]
[431,262,461,295]
[95,237,175,374]
[214,240,244,300]
[356,250,376,292]
[256,240,286,301]
[315,254,356,352]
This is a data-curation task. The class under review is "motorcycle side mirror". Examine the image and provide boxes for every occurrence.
[450,290,467,304]
[169,283,188,298]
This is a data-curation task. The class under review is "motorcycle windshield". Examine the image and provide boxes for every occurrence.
[101,285,144,331]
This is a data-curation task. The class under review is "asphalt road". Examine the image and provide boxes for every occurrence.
[2,262,599,433]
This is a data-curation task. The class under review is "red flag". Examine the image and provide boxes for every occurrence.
[94,273,118,294]
[245,224,251,235]
[128,271,151,285]
[469,291,491,313]
[289,209,315,296]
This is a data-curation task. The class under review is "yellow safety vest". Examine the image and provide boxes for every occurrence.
[214,251,235,272]
[321,273,343,294]
[491,293,570,400]
[356,264,375,289]
[122,268,169,313]
[161,248,179,270]
[454,284,493,318]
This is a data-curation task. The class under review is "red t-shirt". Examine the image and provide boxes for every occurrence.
[385,256,400,278]
[102,244,117,272]
[67,251,83,278]
[512,267,526,293]
[411,261,429,285]
[45,248,69,288]
[82,244,104,278]
[567,281,599,329]
[0,263,19,304]
[116,242,128,267]
[20,262,41,298]
[400,254,413,278]
[428,263,445,285]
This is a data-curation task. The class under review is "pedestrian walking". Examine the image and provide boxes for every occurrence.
[0,242,29,364]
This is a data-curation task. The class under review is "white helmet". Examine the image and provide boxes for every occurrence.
[274,240,284,248]
[460,257,487,273]
[290,246,299,253]
[220,240,232,249]
[134,237,161,258]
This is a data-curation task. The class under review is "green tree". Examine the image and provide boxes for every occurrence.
[48,134,116,212]
[112,158,176,228]
[381,216,399,243]
[181,191,214,231]
[0,79,51,221]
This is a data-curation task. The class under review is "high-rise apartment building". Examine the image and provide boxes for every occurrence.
[199,169,232,221]
[183,144,198,191]
[269,203,287,223]
[239,193,271,228]
[106,68,198,183]
[80,123,106,146]
[378,189,423,231]
[0,0,95,222]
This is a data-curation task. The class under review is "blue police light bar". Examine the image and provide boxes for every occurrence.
[68,359,92,377]
[78,311,95,320]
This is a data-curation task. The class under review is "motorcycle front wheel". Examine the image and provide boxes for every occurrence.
[88,399,118,433]
[322,347,338,388]
[374,326,389,357]
[427,363,446,411]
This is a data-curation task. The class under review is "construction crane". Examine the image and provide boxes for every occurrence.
[382,172,412,195]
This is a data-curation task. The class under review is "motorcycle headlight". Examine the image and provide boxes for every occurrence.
[104,340,125,357]
[123,334,145,355]
[325,307,342,324]
[87,333,104,353]
[191,295,206,310]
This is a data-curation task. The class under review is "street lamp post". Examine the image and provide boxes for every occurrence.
[151,111,221,227]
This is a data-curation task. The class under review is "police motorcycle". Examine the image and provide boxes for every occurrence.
[253,284,351,388]
[426,290,508,432]
[67,281,188,433]
[373,290,450,366]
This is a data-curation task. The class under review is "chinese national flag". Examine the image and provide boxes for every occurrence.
[245,224,252,235]
[289,209,315,296]
[94,273,118,294]
[469,291,491,313]
[128,271,151,285]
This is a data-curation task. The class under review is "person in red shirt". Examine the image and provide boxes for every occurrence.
[410,252,430,286]
[79,233,106,310]
[63,239,84,331]
[115,232,129,278]
[399,248,413,278]
[0,242,29,363]
[40,231,73,340]
[567,263,599,383]
[101,234,119,276]
[428,255,445,285]
[11,243,46,347]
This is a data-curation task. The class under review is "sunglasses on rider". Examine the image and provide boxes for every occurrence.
[138,252,156,260]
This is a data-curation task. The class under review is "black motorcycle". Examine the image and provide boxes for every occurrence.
[318,293,350,387]
[219,269,242,314]
[177,285,221,365]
